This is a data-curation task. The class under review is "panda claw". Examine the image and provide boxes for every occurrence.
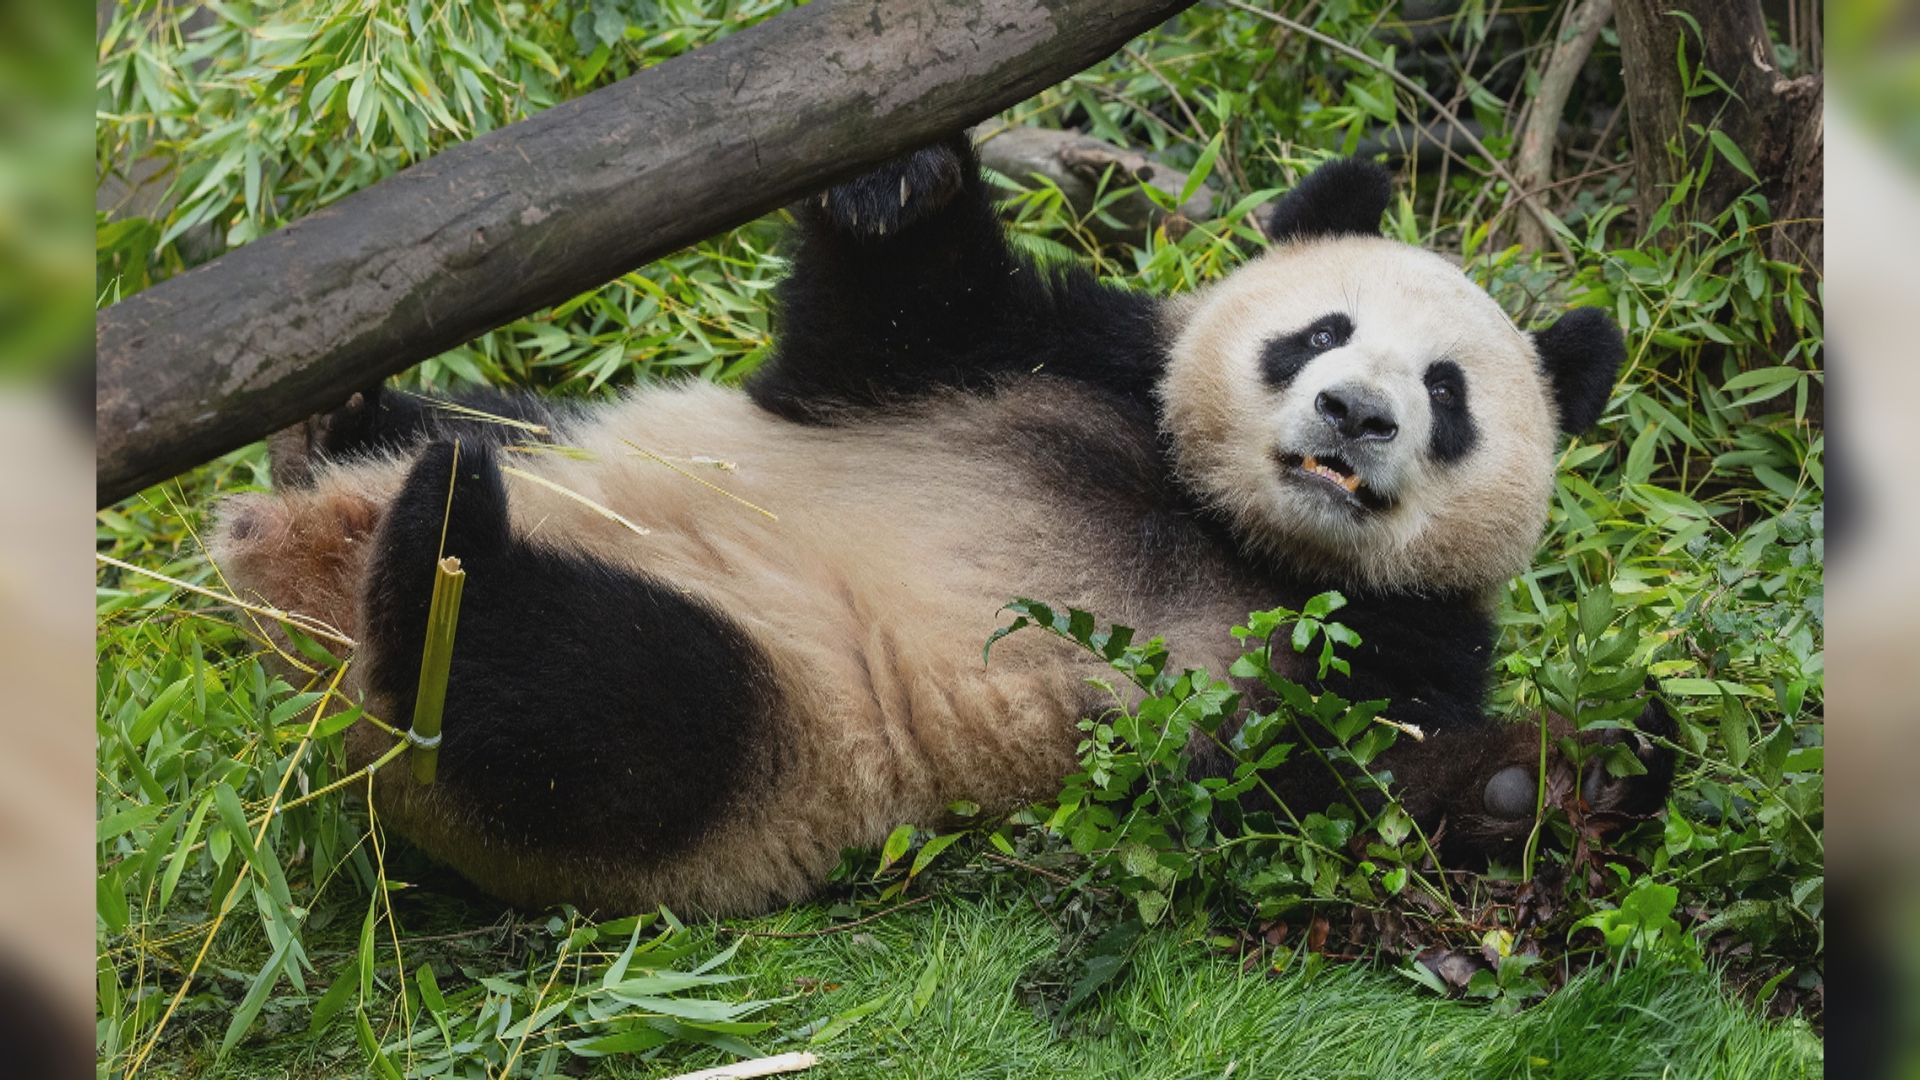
[810,137,971,240]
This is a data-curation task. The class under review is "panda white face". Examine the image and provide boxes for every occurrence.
[1159,235,1561,594]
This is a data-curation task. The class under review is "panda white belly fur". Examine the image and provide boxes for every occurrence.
[522,378,1250,830]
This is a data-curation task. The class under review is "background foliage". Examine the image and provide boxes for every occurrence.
[96,0,1822,1075]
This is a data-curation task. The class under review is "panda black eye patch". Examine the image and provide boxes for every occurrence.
[1424,359,1478,463]
[1260,313,1354,389]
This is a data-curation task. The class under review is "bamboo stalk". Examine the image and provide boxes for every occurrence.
[408,556,466,785]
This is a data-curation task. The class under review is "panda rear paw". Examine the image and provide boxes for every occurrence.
[1570,696,1676,821]
[267,385,384,490]
[1475,702,1675,823]
[811,136,972,239]
[210,483,383,648]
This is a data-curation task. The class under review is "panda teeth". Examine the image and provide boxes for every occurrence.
[1299,454,1363,494]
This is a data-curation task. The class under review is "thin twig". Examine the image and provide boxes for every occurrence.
[1080,83,1204,150]
[1124,45,1249,194]
[499,465,652,536]
[622,439,778,520]
[1218,0,1576,262]
[279,739,408,815]
[980,851,1079,888]
[383,911,521,951]
[96,552,357,648]
[661,1052,819,1080]
[1483,160,1633,239]
[1574,101,1627,176]
[497,911,576,1079]
[415,395,551,435]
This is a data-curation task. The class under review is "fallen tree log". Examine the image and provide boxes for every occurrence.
[95,0,1198,506]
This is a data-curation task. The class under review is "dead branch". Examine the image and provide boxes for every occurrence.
[1512,0,1615,251]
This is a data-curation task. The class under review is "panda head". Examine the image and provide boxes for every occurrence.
[1158,159,1624,595]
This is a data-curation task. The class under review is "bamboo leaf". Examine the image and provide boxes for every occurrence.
[219,935,295,1058]
[876,823,915,875]
[909,832,963,878]
[1706,128,1760,184]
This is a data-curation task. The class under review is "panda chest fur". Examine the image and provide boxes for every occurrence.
[488,378,1272,823]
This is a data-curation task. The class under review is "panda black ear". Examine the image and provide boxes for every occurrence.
[1532,308,1625,435]
[1262,159,1393,243]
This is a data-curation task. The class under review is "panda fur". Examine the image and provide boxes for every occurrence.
[213,137,1668,916]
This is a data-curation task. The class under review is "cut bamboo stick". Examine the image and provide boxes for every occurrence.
[408,555,466,784]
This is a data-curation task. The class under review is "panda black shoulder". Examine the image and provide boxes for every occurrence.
[750,260,1170,424]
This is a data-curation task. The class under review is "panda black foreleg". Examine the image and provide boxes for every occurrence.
[359,441,777,863]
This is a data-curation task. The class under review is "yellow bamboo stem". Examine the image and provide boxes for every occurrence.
[408,556,466,784]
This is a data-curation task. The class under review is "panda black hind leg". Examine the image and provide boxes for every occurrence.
[269,383,578,489]
[753,135,1020,416]
[753,133,1167,417]
[354,440,783,912]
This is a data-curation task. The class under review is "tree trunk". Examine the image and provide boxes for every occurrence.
[1614,0,1822,267]
[94,0,1199,507]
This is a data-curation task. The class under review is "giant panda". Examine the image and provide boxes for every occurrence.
[212,136,1670,916]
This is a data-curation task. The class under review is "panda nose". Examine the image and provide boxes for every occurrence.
[1316,386,1399,442]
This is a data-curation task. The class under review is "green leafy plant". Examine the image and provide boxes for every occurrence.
[983,597,1495,1004]
[1575,874,1703,973]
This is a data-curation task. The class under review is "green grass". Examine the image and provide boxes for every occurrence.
[136,884,1819,1079]
[731,893,1817,1079]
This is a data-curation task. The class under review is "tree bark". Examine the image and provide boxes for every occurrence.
[1614,0,1822,265]
[95,0,1199,506]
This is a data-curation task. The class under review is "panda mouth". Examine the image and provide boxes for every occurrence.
[1278,452,1388,511]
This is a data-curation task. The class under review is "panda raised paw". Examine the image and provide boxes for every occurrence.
[811,137,971,239]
